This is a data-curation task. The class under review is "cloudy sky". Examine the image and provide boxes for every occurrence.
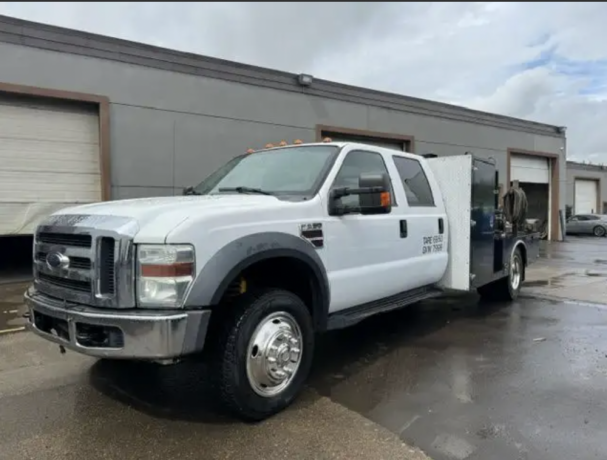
[1,2,606,162]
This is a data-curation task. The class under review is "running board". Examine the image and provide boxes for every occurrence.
[326,286,442,330]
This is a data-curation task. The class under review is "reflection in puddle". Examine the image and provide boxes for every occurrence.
[0,282,27,334]
[525,280,559,288]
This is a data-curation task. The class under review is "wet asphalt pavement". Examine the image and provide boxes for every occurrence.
[1,236,607,459]
[0,282,27,334]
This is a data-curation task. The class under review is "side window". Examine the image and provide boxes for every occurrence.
[331,150,393,207]
[392,156,435,207]
[585,215,599,221]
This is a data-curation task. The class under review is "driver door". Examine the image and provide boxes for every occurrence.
[322,149,402,313]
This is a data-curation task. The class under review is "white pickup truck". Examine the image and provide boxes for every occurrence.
[24,140,539,421]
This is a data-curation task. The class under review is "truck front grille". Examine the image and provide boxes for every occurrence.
[32,214,139,309]
[99,237,116,296]
[35,251,91,270]
[37,232,92,248]
[38,272,91,293]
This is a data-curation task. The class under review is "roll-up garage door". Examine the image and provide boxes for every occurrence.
[574,179,598,214]
[510,154,549,183]
[0,97,101,235]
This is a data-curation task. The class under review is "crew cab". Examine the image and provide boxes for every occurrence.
[24,140,539,421]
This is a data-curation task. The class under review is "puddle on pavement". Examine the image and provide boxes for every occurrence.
[526,279,560,288]
[525,268,606,288]
[310,296,607,460]
[525,272,576,288]
[539,253,574,261]
[0,282,28,333]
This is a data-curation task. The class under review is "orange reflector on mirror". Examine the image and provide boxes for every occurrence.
[380,192,391,207]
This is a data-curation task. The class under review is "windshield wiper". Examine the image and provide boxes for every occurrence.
[218,186,273,196]
[182,186,200,195]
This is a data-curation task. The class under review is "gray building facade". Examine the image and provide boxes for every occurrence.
[566,161,607,216]
[0,15,567,239]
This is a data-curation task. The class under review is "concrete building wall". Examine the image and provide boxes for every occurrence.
[566,162,607,215]
[0,15,567,238]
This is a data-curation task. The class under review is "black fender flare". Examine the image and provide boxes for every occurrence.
[184,232,331,330]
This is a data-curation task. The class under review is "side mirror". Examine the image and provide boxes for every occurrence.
[358,173,392,214]
[183,186,195,196]
[328,173,392,216]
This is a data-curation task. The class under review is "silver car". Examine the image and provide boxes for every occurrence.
[566,214,607,237]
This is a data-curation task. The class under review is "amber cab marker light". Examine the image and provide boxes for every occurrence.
[293,139,303,145]
[141,262,194,278]
[265,143,275,149]
[322,137,332,143]
[279,140,288,146]
[246,148,255,154]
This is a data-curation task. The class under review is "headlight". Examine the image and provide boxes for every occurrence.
[136,244,195,308]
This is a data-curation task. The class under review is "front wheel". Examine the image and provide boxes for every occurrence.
[207,288,314,422]
[477,247,523,302]
[593,226,606,237]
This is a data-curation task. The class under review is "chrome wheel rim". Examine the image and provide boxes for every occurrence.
[511,256,522,291]
[246,311,303,398]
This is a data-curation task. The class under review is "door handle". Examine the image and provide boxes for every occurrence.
[400,220,408,238]
[438,218,444,234]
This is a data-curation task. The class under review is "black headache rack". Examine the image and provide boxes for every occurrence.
[468,155,540,289]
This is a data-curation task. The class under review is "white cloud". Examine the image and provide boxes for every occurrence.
[1,2,607,162]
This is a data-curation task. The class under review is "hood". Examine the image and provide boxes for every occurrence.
[55,195,282,243]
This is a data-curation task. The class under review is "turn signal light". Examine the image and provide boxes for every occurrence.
[140,262,194,278]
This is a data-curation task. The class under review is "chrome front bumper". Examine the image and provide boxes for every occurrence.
[23,287,211,360]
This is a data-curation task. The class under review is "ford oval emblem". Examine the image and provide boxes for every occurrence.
[46,251,70,270]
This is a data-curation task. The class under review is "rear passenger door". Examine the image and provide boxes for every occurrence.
[391,155,449,286]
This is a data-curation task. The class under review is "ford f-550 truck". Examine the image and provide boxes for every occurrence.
[24,140,539,421]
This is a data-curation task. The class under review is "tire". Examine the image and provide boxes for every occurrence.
[207,288,314,422]
[593,226,606,237]
[477,247,523,302]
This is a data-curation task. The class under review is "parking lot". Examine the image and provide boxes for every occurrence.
[1,236,606,460]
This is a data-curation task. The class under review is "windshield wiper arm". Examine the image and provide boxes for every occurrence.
[218,186,273,196]
[182,186,201,195]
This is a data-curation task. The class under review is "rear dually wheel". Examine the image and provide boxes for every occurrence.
[477,247,523,302]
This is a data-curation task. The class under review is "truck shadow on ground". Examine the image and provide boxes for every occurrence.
[88,294,510,424]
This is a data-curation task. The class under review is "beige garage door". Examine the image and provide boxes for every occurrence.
[0,96,101,235]
[574,179,598,214]
[510,154,550,184]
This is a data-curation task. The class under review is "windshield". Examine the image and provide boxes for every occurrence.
[192,145,340,196]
